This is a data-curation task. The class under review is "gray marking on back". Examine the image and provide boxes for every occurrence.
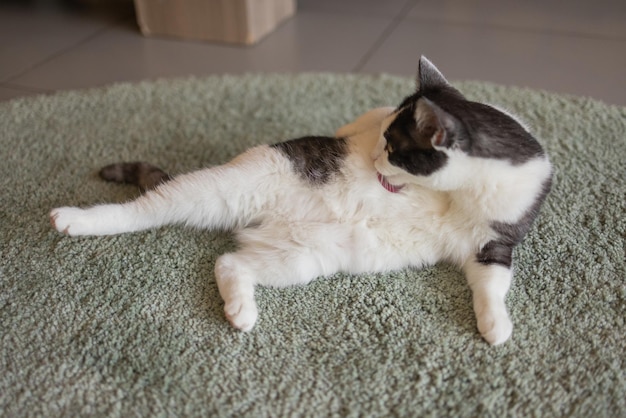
[271,136,348,185]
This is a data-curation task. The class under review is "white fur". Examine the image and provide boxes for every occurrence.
[463,260,513,345]
[50,106,551,345]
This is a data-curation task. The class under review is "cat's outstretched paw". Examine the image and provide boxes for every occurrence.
[50,207,92,236]
[224,298,258,332]
[476,308,513,346]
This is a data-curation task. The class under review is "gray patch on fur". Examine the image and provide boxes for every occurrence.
[271,136,348,185]
[428,89,545,165]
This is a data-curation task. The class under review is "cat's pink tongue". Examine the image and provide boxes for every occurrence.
[377,172,403,193]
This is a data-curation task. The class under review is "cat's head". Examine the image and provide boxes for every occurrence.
[374,56,545,191]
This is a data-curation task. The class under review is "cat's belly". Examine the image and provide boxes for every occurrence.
[343,212,494,273]
[342,218,439,273]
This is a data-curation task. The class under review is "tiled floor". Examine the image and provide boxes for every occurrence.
[1,0,625,105]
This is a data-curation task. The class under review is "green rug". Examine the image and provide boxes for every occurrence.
[1,74,624,417]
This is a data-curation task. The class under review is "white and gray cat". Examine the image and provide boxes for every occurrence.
[50,57,552,345]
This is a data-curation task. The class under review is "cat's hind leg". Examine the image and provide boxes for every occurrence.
[215,222,353,331]
[50,146,284,236]
[50,170,218,236]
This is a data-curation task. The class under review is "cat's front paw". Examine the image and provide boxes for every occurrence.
[476,307,513,346]
[224,298,258,332]
[50,207,93,236]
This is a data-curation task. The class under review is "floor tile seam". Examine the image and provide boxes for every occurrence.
[352,0,422,72]
[401,15,626,42]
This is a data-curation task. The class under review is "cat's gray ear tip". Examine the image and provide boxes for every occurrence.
[418,55,434,67]
[416,55,451,90]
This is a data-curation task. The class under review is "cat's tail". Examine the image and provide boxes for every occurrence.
[99,162,172,192]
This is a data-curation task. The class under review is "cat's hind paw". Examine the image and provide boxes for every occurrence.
[50,207,92,236]
[476,308,513,346]
[224,298,258,332]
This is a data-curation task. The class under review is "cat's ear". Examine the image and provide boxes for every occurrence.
[415,98,460,148]
[416,56,450,91]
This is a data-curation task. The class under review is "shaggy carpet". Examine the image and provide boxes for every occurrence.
[0,74,624,417]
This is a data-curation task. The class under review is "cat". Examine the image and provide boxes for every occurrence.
[50,57,552,345]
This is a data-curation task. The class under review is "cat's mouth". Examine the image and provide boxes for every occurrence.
[377,172,404,193]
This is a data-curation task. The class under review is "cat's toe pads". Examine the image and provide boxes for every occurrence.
[477,309,513,346]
